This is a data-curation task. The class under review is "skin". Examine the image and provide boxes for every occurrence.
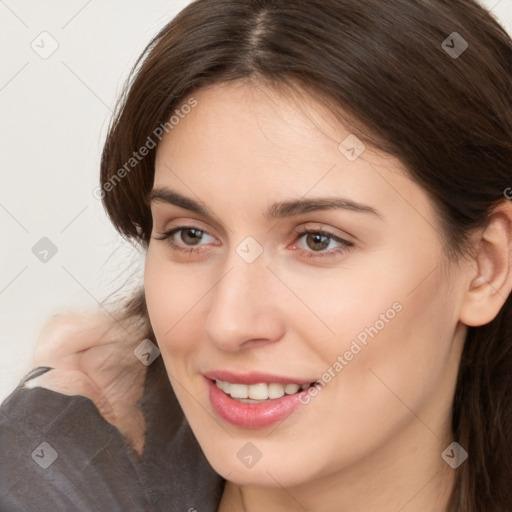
[142,80,512,511]
[28,80,512,511]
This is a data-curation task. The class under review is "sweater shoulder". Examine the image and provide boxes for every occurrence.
[0,367,150,511]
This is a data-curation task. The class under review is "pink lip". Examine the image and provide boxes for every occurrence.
[205,377,313,428]
[203,370,316,386]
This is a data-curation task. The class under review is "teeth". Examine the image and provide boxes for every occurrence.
[248,383,268,400]
[229,383,249,399]
[268,383,285,399]
[215,379,312,401]
[284,383,300,394]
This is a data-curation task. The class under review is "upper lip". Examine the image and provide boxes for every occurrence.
[203,370,317,386]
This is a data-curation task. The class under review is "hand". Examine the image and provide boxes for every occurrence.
[25,309,151,456]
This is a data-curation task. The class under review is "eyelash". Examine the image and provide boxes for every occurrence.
[154,225,354,259]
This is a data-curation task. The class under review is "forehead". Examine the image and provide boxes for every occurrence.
[155,81,401,179]
[152,81,434,229]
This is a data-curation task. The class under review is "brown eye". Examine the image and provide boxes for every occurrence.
[304,233,331,251]
[292,228,354,259]
[179,228,204,246]
[154,225,216,251]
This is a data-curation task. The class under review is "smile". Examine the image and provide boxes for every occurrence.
[206,377,319,428]
[215,379,314,403]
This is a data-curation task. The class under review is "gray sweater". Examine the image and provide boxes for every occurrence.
[0,357,225,511]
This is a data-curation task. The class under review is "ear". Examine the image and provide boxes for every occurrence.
[459,199,512,327]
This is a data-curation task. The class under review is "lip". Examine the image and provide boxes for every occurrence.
[205,377,314,428]
[203,370,317,386]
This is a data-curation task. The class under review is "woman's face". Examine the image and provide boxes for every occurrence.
[144,81,468,488]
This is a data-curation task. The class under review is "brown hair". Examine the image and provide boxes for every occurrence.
[99,1,512,509]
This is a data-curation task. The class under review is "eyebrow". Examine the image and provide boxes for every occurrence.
[147,187,383,221]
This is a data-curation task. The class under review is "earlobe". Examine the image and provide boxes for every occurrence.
[459,201,512,327]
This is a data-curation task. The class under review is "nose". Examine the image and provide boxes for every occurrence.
[204,253,286,352]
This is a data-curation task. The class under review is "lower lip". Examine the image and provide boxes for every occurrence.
[206,378,309,428]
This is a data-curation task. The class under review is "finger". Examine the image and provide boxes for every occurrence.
[33,312,114,365]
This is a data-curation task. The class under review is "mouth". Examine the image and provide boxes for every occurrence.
[214,379,318,403]
[204,374,320,428]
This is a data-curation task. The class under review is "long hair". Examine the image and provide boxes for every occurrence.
[99,1,512,509]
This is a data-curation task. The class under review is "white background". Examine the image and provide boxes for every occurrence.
[1,0,511,402]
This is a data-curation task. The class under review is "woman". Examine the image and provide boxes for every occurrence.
[1,0,511,510]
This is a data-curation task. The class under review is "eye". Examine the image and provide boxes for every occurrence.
[291,227,354,258]
[154,226,217,252]
[154,224,354,259]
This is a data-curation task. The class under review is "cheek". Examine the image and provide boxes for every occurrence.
[318,262,456,450]
[143,252,208,352]
[289,239,454,380]
[282,249,456,430]
[362,271,456,403]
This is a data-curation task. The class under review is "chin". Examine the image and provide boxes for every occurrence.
[201,439,321,488]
